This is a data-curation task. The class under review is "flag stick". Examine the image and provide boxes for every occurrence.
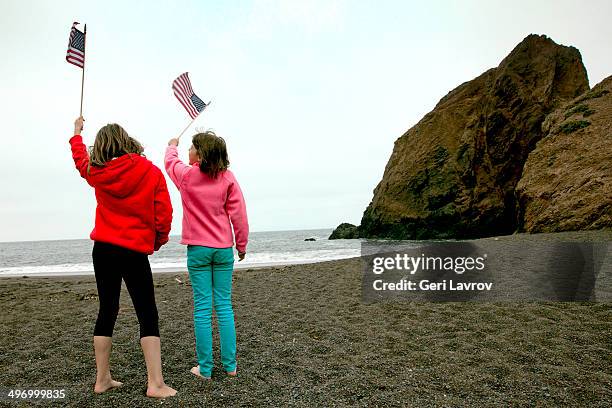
[177,101,211,140]
[79,24,87,117]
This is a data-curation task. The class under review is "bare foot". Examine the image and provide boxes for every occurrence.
[190,365,211,380]
[146,384,177,399]
[94,379,123,394]
[227,369,237,377]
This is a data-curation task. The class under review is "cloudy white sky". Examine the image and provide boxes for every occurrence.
[0,0,610,242]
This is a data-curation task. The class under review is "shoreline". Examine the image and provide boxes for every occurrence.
[1,229,609,279]
[0,257,360,279]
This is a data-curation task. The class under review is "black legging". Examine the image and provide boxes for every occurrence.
[92,241,160,338]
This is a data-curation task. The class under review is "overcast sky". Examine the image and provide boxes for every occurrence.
[0,0,610,242]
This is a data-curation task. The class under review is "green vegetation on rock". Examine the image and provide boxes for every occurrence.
[564,104,595,119]
[571,89,610,107]
[559,120,591,134]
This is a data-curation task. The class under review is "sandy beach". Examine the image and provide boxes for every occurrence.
[1,230,611,407]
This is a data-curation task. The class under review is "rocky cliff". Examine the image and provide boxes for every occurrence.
[357,34,590,240]
[516,76,612,232]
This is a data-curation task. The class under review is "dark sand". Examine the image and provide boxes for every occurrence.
[0,230,611,407]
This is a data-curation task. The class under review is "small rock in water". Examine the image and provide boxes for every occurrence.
[304,237,317,241]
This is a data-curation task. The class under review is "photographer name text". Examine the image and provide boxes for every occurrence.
[373,279,493,291]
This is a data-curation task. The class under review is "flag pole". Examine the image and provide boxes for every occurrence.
[177,101,211,140]
[79,24,87,117]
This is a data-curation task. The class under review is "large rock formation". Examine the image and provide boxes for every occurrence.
[358,34,589,239]
[516,76,612,232]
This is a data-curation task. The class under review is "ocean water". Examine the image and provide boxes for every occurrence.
[0,229,361,277]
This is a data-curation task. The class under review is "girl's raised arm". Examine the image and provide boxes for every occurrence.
[164,138,190,189]
[69,116,93,185]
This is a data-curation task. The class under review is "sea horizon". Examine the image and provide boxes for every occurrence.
[0,226,337,244]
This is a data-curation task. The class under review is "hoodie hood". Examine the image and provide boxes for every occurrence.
[88,153,154,198]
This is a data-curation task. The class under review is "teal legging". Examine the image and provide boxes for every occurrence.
[187,245,236,377]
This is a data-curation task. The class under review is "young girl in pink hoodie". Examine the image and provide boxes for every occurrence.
[164,131,248,380]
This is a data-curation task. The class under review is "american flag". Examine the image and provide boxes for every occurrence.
[66,22,85,68]
[172,72,207,119]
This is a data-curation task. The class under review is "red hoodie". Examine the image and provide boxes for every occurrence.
[69,135,172,254]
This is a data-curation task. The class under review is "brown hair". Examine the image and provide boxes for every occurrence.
[192,131,229,178]
[88,123,144,173]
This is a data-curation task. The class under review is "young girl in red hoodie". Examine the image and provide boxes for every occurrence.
[69,116,176,398]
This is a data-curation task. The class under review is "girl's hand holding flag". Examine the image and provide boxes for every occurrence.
[74,116,84,135]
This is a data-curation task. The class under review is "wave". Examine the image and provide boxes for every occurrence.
[0,248,361,277]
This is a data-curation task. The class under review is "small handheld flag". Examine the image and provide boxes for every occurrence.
[66,22,86,68]
[172,72,209,119]
[66,21,87,116]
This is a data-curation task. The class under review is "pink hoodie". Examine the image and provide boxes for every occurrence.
[164,145,249,253]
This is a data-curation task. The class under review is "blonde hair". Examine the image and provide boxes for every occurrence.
[88,124,144,173]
